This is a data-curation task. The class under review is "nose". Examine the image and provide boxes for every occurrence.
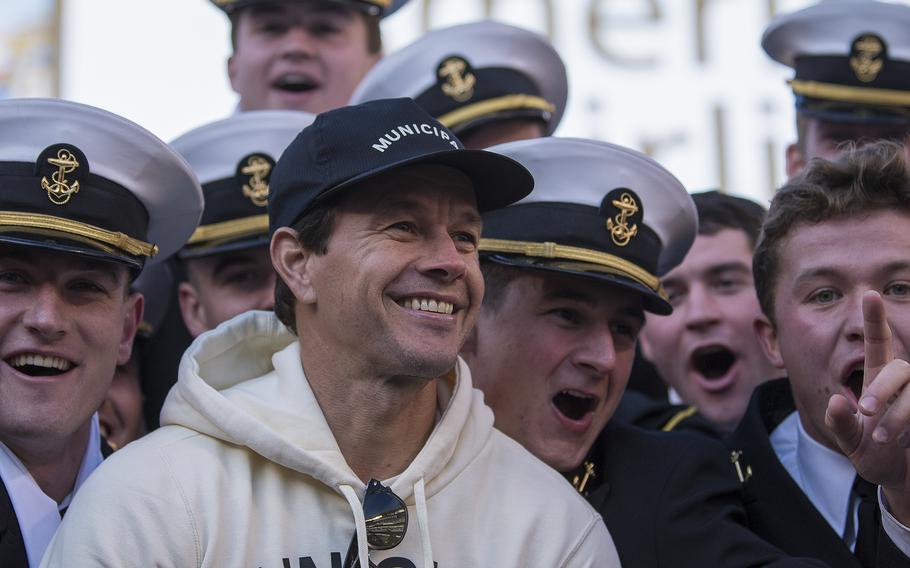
[843,292,865,343]
[278,26,317,60]
[684,283,722,333]
[414,231,468,283]
[572,325,617,377]
[22,285,69,341]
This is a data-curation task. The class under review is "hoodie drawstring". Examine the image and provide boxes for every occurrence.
[340,484,369,568]
[413,477,434,568]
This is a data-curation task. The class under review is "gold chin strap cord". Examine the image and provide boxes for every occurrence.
[186,214,269,246]
[437,95,556,130]
[0,211,158,257]
[788,79,910,108]
[480,237,665,298]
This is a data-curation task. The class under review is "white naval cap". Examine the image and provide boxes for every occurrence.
[0,98,202,272]
[349,20,568,136]
[480,137,697,315]
[763,0,910,122]
[170,110,315,258]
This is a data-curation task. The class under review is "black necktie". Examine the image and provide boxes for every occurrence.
[852,475,879,566]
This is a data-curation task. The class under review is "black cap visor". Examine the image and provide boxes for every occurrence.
[308,148,533,215]
[218,0,385,15]
[484,253,672,315]
[0,230,144,272]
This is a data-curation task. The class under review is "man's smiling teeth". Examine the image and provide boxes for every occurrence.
[10,354,72,371]
[398,298,454,315]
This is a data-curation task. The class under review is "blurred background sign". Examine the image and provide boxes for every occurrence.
[6,0,906,202]
[0,0,60,99]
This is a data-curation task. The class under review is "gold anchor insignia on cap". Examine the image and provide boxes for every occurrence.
[438,56,477,103]
[241,155,272,207]
[606,192,639,247]
[40,148,81,206]
[850,34,885,83]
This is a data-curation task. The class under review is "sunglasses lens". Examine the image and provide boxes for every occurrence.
[363,479,408,550]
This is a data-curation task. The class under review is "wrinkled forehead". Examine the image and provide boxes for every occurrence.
[777,211,910,277]
[341,164,480,215]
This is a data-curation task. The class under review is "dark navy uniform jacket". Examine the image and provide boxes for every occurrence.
[726,379,910,568]
[578,419,826,567]
[0,478,27,568]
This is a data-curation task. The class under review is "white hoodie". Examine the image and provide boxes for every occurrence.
[41,311,620,567]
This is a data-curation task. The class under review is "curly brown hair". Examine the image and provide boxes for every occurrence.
[753,140,910,325]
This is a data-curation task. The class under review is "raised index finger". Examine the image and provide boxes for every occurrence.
[863,290,893,388]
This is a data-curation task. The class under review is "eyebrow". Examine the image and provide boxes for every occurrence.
[880,260,910,275]
[544,288,597,306]
[373,198,482,227]
[82,262,121,283]
[211,254,263,279]
[794,260,910,281]
[0,250,122,283]
[792,266,844,285]
[247,2,352,18]
[705,261,752,276]
[544,286,646,323]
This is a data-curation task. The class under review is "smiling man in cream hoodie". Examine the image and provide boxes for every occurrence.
[41,98,620,568]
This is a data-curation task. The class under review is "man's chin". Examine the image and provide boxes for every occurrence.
[396,350,459,380]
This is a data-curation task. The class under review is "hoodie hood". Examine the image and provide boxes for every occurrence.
[44,308,619,567]
[160,310,496,567]
[161,309,493,498]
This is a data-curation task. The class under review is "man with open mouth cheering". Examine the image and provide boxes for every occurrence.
[0,99,202,568]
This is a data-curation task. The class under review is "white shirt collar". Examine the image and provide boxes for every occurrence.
[668,387,684,405]
[0,414,103,567]
[770,411,856,542]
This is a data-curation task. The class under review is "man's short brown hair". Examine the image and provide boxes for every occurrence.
[479,260,522,312]
[273,202,336,334]
[753,140,910,325]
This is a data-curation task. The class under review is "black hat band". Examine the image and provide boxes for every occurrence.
[0,159,154,259]
[417,63,555,132]
[212,0,390,14]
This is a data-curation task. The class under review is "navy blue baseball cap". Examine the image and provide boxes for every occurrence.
[268,97,534,234]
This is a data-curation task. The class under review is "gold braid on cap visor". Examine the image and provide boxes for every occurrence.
[437,95,556,130]
[480,238,667,300]
[186,214,269,246]
[788,79,910,107]
[0,211,158,257]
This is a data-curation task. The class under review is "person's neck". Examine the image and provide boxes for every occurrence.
[300,347,440,483]
[1,422,91,503]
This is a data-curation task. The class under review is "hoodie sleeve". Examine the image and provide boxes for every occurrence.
[559,516,622,568]
[39,444,198,567]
